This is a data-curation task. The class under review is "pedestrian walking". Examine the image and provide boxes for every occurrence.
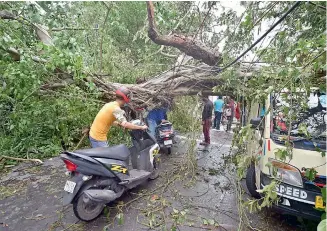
[200,96,213,145]
[226,96,235,132]
[213,96,224,130]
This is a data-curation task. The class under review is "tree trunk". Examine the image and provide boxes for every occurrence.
[146,1,222,66]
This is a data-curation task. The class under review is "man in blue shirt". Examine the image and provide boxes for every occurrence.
[146,107,167,137]
[213,96,224,130]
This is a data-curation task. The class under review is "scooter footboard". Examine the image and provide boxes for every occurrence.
[137,143,159,171]
[138,147,152,171]
[129,146,138,169]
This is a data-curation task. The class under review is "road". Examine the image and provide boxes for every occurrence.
[0,129,313,231]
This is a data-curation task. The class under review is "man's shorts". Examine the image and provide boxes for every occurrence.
[89,136,109,148]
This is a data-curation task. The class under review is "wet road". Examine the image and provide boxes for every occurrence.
[0,129,314,231]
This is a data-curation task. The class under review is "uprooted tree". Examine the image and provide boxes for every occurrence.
[1,1,257,108]
[1,2,326,229]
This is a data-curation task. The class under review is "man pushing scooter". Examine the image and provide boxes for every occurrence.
[89,86,148,148]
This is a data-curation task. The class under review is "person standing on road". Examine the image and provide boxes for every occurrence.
[146,106,168,137]
[235,101,241,121]
[226,96,235,132]
[213,96,224,130]
[200,96,213,145]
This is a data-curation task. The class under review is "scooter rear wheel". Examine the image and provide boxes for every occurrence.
[73,192,105,221]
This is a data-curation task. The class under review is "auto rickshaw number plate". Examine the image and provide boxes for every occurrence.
[315,196,325,209]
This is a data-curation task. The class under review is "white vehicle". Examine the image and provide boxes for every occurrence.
[246,89,326,220]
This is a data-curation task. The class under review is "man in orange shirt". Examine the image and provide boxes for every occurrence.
[89,87,148,148]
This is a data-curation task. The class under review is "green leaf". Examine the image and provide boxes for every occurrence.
[274,149,288,161]
[298,123,310,138]
[116,213,124,225]
[315,147,326,157]
[208,219,215,226]
[317,219,327,231]
[202,219,208,225]
[322,213,326,220]
[305,168,317,181]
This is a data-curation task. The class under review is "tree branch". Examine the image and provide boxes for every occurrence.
[102,1,111,10]
[4,47,47,63]
[1,155,43,164]
[0,10,16,20]
[51,27,99,32]
[40,79,75,90]
[100,6,112,72]
[6,47,20,61]
[146,1,222,66]
[0,10,53,45]
[160,51,178,58]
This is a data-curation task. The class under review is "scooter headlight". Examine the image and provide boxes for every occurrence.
[268,158,303,187]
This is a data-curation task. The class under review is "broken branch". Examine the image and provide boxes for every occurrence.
[1,155,43,164]
[146,1,222,66]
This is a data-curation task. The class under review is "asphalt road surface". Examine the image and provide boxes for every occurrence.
[0,129,316,231]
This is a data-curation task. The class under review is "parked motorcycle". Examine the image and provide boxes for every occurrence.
[155,121,175,155]
[60,120,160,221]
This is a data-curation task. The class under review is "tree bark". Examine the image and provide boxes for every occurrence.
[0,10,16,20]
[146,1,222,66]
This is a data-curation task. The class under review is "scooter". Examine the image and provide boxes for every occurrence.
[60,120,160,221]
[155,121,175,155]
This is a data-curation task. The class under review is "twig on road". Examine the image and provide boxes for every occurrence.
[1,155,43,164]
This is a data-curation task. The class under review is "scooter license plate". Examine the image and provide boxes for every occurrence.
[164,140,172,145]
[315,196,325,209]
[64,180,76,193]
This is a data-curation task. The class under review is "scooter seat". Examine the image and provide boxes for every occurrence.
[73,144,130,161]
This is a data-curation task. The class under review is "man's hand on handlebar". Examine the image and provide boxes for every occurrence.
[141,125,148,130]
[120,121,148,131]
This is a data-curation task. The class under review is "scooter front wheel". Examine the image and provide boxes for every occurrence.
[149,169,159,180]
[73,192,105,221]
[149,157,160,180]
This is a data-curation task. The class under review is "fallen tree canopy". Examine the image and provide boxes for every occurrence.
[1,2,255,110]
[40,60,256,108]
[2,1,324,111]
